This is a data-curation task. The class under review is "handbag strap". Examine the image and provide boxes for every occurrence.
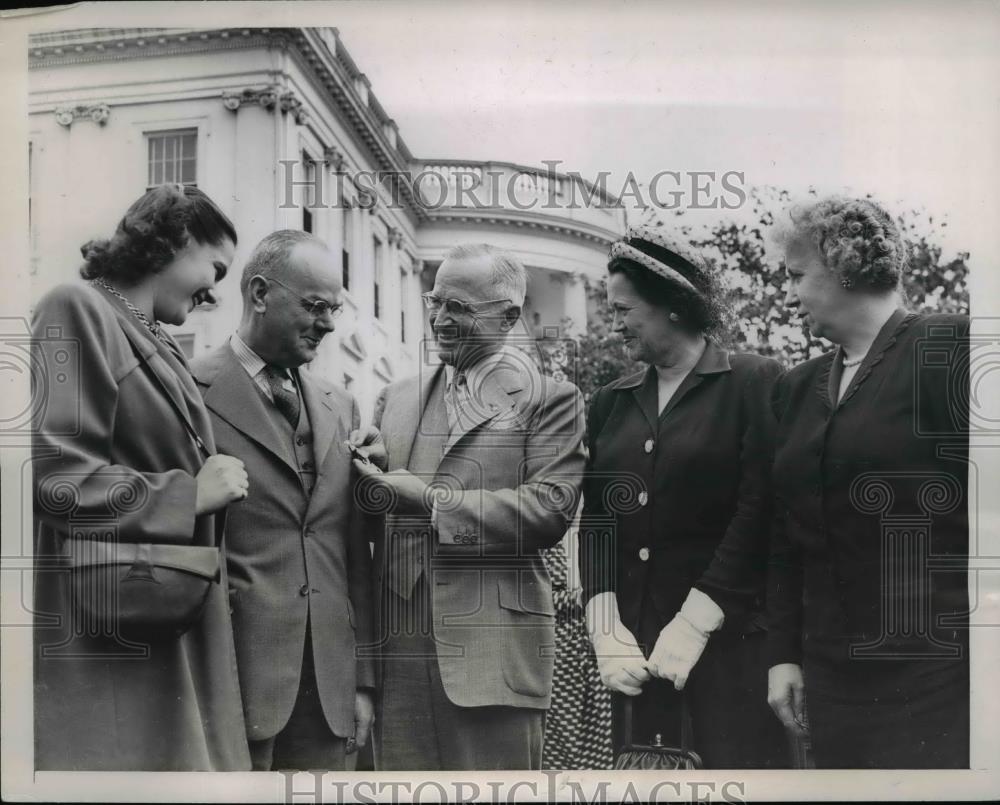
[117,320,213,460]
[116,319,228,553]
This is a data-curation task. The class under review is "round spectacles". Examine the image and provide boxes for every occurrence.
[421,293,512,317]
[260,275,344,319]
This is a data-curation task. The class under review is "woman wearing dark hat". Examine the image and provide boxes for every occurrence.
[580,226,787,768]
[32,184,252,770]
[766,196,970,768]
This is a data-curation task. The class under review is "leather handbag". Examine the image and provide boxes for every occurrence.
[613,696,703,770]
[63,322,221,642]
[64,536,220,641]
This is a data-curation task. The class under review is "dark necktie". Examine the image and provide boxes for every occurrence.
[263,365,300,428]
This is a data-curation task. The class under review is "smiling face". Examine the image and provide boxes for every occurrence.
[248,241,342,369]
[430,254,518,370]
[153,235,235,326]
[606,271,681,365]
[782,236,852,341]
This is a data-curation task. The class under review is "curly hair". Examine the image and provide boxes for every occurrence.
[79,184,237,283]
[773,196,905,291]
[608,233,731,337]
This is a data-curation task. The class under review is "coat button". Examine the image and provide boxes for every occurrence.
[296,436,306,445]
[299,584,310,596]
[644,439,654,454]
[302,461,313,470]
[638,491,648,507]
[639,547,650,561]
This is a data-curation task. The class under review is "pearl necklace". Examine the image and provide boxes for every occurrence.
[842,353,864,369]
[91,279,166,342]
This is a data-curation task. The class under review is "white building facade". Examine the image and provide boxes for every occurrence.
[28,27,624,417]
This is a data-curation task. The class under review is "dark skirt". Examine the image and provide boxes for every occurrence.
[803,657,969,769]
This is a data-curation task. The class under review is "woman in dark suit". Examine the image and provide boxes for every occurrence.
[766,196,970,768]
[580,226,787,768]
[32,184,251,770]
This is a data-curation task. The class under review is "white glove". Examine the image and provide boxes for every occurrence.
[585,592,651,696]
[647,588,724,690]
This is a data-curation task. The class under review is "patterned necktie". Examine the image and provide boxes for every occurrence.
[263,365,300,428]
[445,370,467,432]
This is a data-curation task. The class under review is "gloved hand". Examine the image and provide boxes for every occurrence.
[585,592,651,696]
[647,588,724,690]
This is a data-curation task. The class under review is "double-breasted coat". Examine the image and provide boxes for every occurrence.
[32,283,250,771]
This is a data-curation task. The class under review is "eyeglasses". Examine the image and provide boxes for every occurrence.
[421,293,513,317]
[260,275,343,319]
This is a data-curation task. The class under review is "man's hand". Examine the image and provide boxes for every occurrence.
[586,592,652,696]
[348,689,375,753]
[767,663,807,737]
[346,426,388,471]
[352,467,430,516]
[647,588,723,690]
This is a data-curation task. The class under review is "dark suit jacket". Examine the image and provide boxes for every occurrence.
[191,345,375,740]
[766,310,970,697]
[580,342,784,650]
[32,283,250,770]
[370,355,586,709]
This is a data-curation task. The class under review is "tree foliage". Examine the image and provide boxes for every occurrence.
[542,186,971,402]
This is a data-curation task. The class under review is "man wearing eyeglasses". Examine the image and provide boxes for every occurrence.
[191,230,375,771]
[351,243,586,770]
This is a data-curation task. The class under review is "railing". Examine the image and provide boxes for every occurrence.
[411,161,624,233]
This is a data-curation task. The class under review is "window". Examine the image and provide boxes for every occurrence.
[302,150,315,233]
[373,236,383,319]
[400,267,408,343]
[147,129,197,188]
[341,206,352,291]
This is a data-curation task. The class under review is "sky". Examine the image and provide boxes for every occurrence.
[3,0,999,270]
[322,0,1000,275]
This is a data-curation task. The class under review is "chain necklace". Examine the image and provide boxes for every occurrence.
[91,278,166,342]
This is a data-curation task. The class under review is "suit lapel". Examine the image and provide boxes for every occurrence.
[442,372,518,456]
[659,370,705,421]
[298,370,338,472]
[396,366,446,471]
[202,350,298,473]
[630,366,660,434]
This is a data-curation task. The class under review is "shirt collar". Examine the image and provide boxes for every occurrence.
[229,332,268,379]
[445,346,514,393]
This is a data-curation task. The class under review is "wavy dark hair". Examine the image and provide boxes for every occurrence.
[79,184,237,283]
[608,234,730,337]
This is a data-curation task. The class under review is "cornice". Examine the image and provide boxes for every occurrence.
[29,29,275,69]
[421,209,621,248]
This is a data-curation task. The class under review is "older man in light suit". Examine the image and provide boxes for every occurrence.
[352,243,586,770]
[191,231,375,771]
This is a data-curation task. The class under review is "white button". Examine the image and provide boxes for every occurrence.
[638,491,648,507]
[639,547,650,561]
[644,439,654,453]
